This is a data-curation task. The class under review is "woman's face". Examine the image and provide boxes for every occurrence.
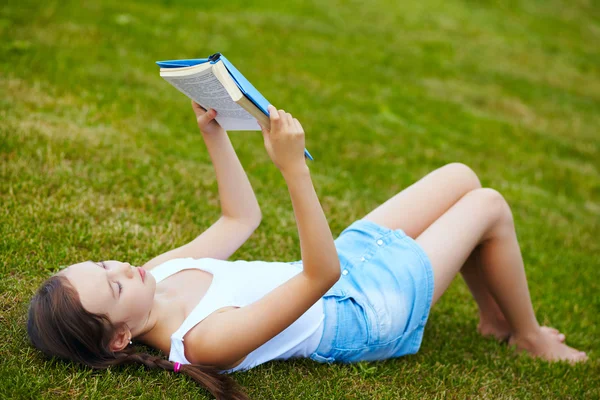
[60,260,156,332]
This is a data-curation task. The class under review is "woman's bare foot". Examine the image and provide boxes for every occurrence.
[508,326,588,364]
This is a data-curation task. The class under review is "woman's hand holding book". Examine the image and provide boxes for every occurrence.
[259,105,307,176]
[192,101,224,135]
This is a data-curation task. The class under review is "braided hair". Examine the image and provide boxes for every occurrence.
[27,275,248,400]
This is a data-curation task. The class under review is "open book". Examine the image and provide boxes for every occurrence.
[157,53,313,160]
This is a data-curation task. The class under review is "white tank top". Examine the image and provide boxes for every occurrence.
[149,258,324,373]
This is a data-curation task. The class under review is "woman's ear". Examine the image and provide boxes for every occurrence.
[109,325,131,352]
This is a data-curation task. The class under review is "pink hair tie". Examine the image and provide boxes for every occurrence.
[173,362,181,373]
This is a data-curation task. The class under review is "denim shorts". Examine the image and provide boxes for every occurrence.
[291,219,435,364]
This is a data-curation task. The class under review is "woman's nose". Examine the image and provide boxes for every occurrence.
[107,262,133,278]
[121,262,134,278]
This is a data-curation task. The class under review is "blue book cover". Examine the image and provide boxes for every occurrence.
[156,53,313,160]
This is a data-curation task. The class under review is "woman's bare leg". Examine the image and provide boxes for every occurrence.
[362,163,481,239]
[362,163,568,346]
[416,188,587,363]
[363,163,515,340]
[461,249,565,342]
[460,247,510,340]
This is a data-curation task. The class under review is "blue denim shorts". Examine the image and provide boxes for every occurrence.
[291,219,435,364]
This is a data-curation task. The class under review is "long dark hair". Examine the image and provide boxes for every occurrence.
[27,275,249,400]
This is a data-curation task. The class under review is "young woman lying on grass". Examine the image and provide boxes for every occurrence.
[27,102,588,400]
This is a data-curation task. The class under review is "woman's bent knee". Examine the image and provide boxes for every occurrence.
[464,188,514,225]
[443,162,482,191]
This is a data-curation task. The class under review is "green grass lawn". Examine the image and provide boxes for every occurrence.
[1,0,599,398]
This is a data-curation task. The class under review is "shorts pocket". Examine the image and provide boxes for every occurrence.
[328,294,373,350]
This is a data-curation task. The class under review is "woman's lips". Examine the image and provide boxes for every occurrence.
[138,267,146,282]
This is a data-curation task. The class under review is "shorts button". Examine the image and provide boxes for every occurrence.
[376,239,384,246]
[342,269,349,276]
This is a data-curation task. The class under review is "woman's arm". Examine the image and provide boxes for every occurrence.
[187,107,341,368]
[281,165,340,281]
[193,102,262,224]
[141,104,262,269]
[259,106,340,283]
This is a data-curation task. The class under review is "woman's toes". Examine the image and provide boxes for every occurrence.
[570,351,588,364]
[541,326,558,334]
[541,326,565,342]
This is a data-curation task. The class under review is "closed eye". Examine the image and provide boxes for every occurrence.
[96,261,122,296]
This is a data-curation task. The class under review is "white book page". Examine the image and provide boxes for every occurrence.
[161,66,260,131]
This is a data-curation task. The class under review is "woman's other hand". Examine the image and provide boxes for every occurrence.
[259,105,307,175]
[192,101,223,135]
